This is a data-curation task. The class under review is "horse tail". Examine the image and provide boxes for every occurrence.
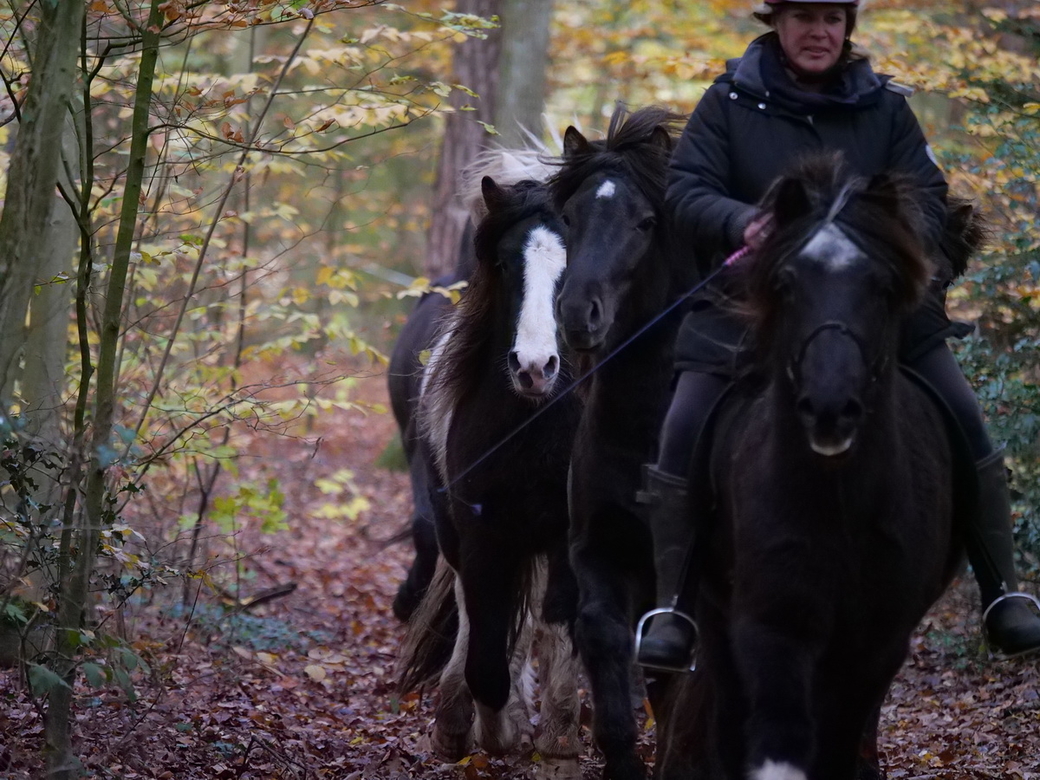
[397,559,459,692]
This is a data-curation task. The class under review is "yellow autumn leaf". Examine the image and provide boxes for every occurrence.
[304,664,326,682]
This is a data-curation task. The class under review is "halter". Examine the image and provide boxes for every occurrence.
[782,183,889,387]
[787,320,884,386]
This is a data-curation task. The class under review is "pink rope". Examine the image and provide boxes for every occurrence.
[723,245,751,267]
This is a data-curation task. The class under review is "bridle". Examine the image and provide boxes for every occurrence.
[779,182,890,387]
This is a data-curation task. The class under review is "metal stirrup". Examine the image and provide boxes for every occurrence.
[981,591,1040,625]
[635,607,699,673]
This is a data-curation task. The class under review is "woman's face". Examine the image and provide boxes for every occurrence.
[774,4,848,76]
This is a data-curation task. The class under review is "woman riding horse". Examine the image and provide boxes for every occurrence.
[637,0,1040,671]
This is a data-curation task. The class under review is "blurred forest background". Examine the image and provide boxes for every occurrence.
[0,0,1039,776]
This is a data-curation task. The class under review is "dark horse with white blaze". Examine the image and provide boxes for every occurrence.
[653,157,967,780]
[398,172,584,778]
[551,105,691,780]
[387,149,557,623]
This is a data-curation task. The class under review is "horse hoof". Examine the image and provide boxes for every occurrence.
[536,757,581,780]
[427,724,472,761]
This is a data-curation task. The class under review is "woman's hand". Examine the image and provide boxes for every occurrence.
[743,212,774,250]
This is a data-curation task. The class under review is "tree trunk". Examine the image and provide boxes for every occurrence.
[496,0,554,147]
[0,0,85,397]
[46,2,162,776]
[423,0,501,279]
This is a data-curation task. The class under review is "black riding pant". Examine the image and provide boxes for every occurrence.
[657,340,994,478]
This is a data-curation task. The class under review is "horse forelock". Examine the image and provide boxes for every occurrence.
[550,105,682,213]
[746,158,931,344]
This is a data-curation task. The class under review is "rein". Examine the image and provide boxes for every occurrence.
[437,256,739,495]
[439,184,861,495]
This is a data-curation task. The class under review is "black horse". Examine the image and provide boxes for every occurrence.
[387,232,473,622]
[398,173,584,778]
[653,157,968,780]
[551,105,690,780]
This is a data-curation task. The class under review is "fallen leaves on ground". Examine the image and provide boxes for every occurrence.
[1,373,1039,779]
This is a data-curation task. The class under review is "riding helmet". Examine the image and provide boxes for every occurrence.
[753,0,861,38]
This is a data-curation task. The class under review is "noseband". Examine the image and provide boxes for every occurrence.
[782,184,889,388]
[788,320,887,386]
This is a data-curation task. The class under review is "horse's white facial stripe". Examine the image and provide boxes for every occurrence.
[595,180,616,199]
[514,226,566,371]
[750,760,808,780]
[802,222,861,271]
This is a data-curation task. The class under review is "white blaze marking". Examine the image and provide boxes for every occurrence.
[513,226,566,373]
[802,222,861,271]
[750,760,808,780]
[595,180,616,199]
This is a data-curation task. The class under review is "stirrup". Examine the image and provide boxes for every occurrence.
[982,592,1040,659]
[634,607,699,673]
[981,591,1040,624]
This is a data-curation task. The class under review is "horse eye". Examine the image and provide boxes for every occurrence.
[637,216,656,232]
[562,214,571,227]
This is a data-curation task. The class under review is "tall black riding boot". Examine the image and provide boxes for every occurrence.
[635,465,699,672]
[969,451,1040,657]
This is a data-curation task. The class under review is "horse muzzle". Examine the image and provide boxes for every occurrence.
[557,290,610,353]
[509,351,560,399]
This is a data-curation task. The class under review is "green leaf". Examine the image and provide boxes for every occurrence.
[28,664,71,696]
[82,662,107,688]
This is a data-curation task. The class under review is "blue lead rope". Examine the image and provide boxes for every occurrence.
[437,248,751,495]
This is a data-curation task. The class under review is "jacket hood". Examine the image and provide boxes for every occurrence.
[719,33,888,114]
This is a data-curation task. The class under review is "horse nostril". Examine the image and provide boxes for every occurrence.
[796,397,814,421]
[508,351,521,372]
[588,300,602,330]
[545,355,558,378]
[841,399,864,422]
[517,371,534,390]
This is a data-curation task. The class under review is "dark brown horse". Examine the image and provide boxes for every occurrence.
[654,156,968,780]
[552,105,691,780]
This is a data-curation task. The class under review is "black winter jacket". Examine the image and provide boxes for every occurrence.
[667,33,948,276]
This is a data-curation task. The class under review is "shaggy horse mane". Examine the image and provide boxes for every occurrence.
[744,153,934,345]
[549,104,685,213]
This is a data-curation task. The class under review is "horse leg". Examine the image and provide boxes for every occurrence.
[572,548,646,780]
[394,429,439,621]
[533,620,582,780]
[430,575,475,759]
[732,618,817,780]
[855,704,884,780]
[461,545,529,755]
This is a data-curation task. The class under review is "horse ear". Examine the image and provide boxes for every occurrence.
[649,125,673,154]
[563,126,591,158]
[481,176,507,212]
[771,177,813,226]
